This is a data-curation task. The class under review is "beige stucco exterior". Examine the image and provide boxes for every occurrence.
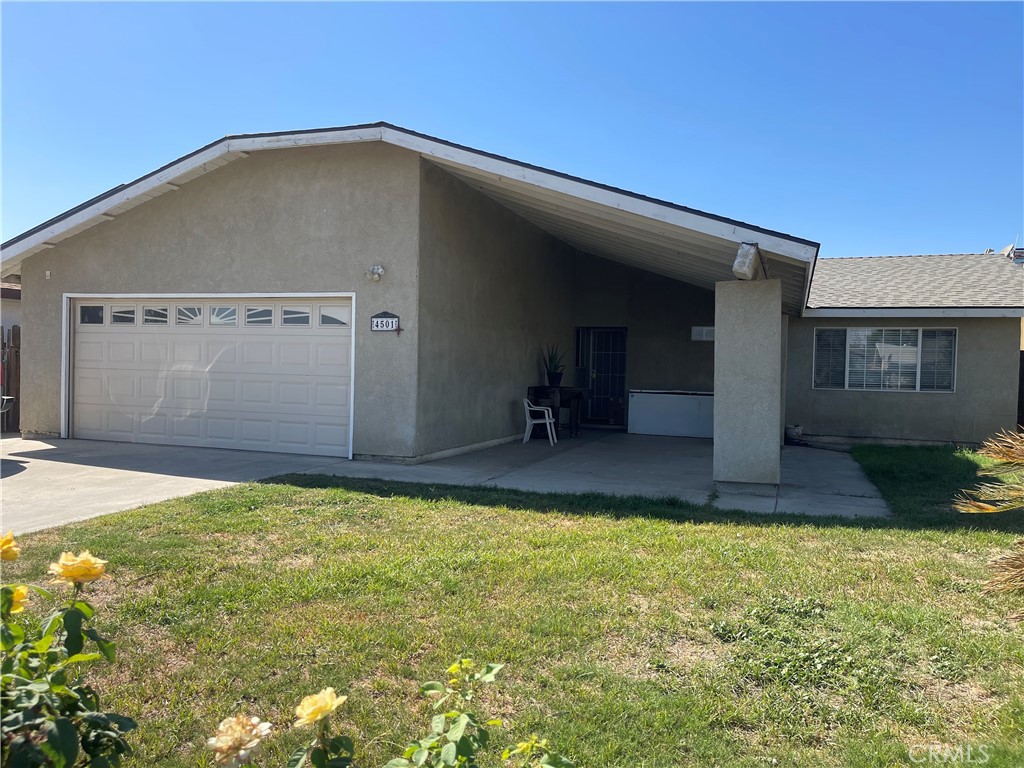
[415,161,576,456]
[19,142,423,457]
[12,138,1022,468]
[713,279,783,488]
[786,316,1021,444]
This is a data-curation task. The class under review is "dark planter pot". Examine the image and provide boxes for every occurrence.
[546,371,564,387]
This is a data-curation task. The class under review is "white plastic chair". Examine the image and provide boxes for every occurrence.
[522,398,558,446]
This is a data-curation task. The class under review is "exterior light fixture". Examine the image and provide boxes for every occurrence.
[364,264,385,282]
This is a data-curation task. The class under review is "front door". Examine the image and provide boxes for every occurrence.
[576,327,627,426]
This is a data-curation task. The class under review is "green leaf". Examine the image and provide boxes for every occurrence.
[288,745,310,768]
[540,753,576,768]
[439,742,457,766]
[26,584,55,602]
[71,599,95,619]
[412,747,430,766]
[431,714,446,735]
[42,612,63,639]
[1,620,24,650]
[479,663,504,683]
[62,607,85,656]
[310,746,328,768]
[105,712,139,733]
[327,734,354,755]
[446,713,470,744]
[83,628,116,662]
[420,681,446,695]
[40,717,79,768]
[384,761,412,768]
[64,652,104,665]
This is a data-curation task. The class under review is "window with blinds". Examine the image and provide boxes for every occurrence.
[813,327,956,392]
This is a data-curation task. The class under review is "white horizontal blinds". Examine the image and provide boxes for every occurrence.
[813,329,846,388]
[847,328,919,391]
[920,329,956,391]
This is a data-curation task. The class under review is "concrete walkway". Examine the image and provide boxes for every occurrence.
[1,431,889,534]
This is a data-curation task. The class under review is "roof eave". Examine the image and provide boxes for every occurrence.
[803,306,1024,318]
[1,122,819,279]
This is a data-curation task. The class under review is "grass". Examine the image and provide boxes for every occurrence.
[5,446,1024,767]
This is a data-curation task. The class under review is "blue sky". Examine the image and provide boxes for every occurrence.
[2,2,1021,257]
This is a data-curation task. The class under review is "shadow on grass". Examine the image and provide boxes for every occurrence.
[261,465,1024,536]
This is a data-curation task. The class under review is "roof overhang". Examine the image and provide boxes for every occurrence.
[1,122,819,312]
[803,307,1024,318]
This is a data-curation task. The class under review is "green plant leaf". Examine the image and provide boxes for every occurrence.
[71,599,95,620]
[431,714,446,735]
[1,620,24,650]
[420,681,446,695]
[40,717,79,767]
[64,652,103,666]
[479,663,504,683]
[327,735,354,755]
[384,761,412,768]
[83,628,116,662]
[446,713,470,743]
[439,742,458,766]
[412,747,430,766]
[288,745,310,768]
[310,746,328,768]
[62,607,85,656]
[23,584,55,602]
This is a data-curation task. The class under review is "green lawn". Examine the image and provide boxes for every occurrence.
[5,446,1024,767]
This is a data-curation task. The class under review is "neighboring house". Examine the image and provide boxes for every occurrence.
[1,122,1021,494]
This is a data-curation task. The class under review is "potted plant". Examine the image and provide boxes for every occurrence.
[542,344,566,387]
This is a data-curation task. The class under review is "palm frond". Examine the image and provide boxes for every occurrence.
[975,429,1024,475]
[985,540,1024,595]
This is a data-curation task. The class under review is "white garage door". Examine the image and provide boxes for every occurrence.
[72,297,352,457]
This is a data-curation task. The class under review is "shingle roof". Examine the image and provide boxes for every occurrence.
[807,252,1024,309]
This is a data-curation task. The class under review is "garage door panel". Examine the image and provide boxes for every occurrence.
[72,298,352,457]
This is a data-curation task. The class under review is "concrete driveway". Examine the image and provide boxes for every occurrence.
[1,437,342,534]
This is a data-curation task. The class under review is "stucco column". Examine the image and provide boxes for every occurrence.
[713,279,783,494]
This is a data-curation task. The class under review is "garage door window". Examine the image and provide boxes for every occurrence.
[143,306,168,325]
[245,306,274,326]
[210,306,237,326]
[282,306,311,326]
[176,306,203,326]
[79,305,104,325]
[111,306,136,325]
[319,305,349,327]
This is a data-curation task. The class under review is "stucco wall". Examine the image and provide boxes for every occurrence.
[713,279,783,487]
[415,161,575,456]
[19,142,423,457]
[572,254,716,392]
[786,316,1021,444]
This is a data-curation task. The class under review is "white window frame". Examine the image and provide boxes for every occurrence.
[812,327,957,393]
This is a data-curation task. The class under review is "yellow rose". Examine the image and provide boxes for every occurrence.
[9,585,30,614]
[47,551,109,585]
[294,687,346,727]
[1,531,20,561]
[207,714,272,767]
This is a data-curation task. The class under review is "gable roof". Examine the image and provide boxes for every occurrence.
[0,122,819,313]
[806,252,1024,317]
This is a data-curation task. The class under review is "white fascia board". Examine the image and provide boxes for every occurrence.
[2,123,818,273]
[379,127,818,264]
[803,307,1024,318]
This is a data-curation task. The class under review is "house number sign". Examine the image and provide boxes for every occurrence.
[370,311,400,333]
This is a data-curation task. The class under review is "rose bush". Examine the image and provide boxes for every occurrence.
[1,535,136,767]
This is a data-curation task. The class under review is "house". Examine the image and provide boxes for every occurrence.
[1,122,1021,495]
